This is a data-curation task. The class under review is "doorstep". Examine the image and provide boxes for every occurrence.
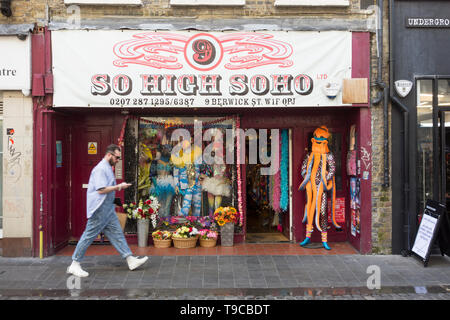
[55,242,358,257]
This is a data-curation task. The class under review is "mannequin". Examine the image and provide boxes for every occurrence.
[172,139,204,217]
[202,161,231,216]
[149,143,175,218]
[298,126,340,250]
[202,133,231,217]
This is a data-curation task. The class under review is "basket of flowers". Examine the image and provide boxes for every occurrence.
[198,229,218,248]
[172,225,199,249]
[151,230,172,248]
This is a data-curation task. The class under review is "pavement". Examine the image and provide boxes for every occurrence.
[0,253,449,302]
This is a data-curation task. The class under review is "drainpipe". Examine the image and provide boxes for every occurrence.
[388,0,411,255]
[372,0,390,189]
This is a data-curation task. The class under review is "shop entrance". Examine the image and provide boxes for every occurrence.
[245,129,291,243]
[298,126,349,244]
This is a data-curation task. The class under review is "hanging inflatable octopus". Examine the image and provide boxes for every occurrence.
[298,126,341,250]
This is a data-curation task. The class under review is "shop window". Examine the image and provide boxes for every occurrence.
[130,116,240,233]
[438,79,450,107]
[417,79,434,216]
[274,0,349,6]
[170,0,245,6]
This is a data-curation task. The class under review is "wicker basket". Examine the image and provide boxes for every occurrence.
[153,238,172,248]
[172,236,198,249]
[199,238,217,248]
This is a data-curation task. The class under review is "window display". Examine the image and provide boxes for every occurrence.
[136,116,237,231]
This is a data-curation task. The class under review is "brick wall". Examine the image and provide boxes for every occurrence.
[1,0,372,25]
[368,0,392,254]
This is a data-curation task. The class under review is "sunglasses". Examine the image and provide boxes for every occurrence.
[109,153,121,160]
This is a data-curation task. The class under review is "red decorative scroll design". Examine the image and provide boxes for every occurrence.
[113,32,189,69]
[112,32,293,71]
[218,33,293,70]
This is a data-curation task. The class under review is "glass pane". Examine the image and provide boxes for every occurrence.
[135,117,236,234]
[417,80,434,218]
[438,79,450,106]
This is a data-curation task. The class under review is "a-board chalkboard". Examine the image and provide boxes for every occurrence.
[411,199,446,267]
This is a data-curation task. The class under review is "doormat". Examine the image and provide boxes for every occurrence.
[246,233,290,243]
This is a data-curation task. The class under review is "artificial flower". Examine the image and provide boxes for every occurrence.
[123,195,160,228]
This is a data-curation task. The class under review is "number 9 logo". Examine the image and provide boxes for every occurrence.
[184,33,223,71]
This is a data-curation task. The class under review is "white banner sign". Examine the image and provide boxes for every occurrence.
[0,36,31,91]
[52,30,352,108]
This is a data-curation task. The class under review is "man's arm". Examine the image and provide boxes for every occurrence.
[97,182,131,194]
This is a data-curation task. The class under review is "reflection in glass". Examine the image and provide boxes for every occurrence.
[138,117,235,222]
[439,79,450,106]
[417,80,433,217]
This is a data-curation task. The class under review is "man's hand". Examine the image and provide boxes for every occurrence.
[117,182,132,191]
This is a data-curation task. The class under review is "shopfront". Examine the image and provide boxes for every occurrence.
[34,29,372,256]
[391,0,450,254]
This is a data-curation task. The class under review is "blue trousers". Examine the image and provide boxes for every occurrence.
[180,185,202,216]
[72,202,133,262]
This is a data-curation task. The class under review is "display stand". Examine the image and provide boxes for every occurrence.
[411,199,446,267]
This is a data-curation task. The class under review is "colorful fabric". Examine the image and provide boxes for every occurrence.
[299,126,340,239]
[280,129,289,212]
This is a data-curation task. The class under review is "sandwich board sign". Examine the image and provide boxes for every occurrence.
[411,199,445,267]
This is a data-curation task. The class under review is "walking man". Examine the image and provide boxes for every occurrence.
[67,144,148,277]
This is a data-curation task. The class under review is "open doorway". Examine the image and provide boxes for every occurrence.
[245,128,290,243]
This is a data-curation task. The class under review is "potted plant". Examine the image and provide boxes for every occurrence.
[123,195,160,247]
[172,225,199,249]
[214,206,239,247]
[151,230,172,248]
[198,229,218,248]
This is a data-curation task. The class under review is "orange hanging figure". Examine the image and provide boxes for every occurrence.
[298,126,341,250]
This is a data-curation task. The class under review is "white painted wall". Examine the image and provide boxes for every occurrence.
[2,91,33,239]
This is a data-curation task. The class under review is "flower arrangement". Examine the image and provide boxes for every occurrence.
[198,229,218,240]
[172,225,199,238]
[123,196,160,228]
[151,230,172,240]
[186,216,214,229]
[213,206,239,226]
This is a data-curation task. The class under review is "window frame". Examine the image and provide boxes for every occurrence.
[170,0,245,6]
[64,0,142,5]
[274,0,349,6]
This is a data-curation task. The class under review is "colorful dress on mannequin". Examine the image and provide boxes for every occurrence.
[172,144,204,217]
[298,126,341,250]
[201,163,231,217]
[149,144,176,218]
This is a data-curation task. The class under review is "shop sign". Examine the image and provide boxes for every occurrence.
[406,17,450,28]
[52,30,352,108]
[0,35,31,91]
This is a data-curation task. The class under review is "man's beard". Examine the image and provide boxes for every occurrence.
[109,158,116,166]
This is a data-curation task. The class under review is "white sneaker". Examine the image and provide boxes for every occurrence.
[66,261,89,278]
[127,256,148,271]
